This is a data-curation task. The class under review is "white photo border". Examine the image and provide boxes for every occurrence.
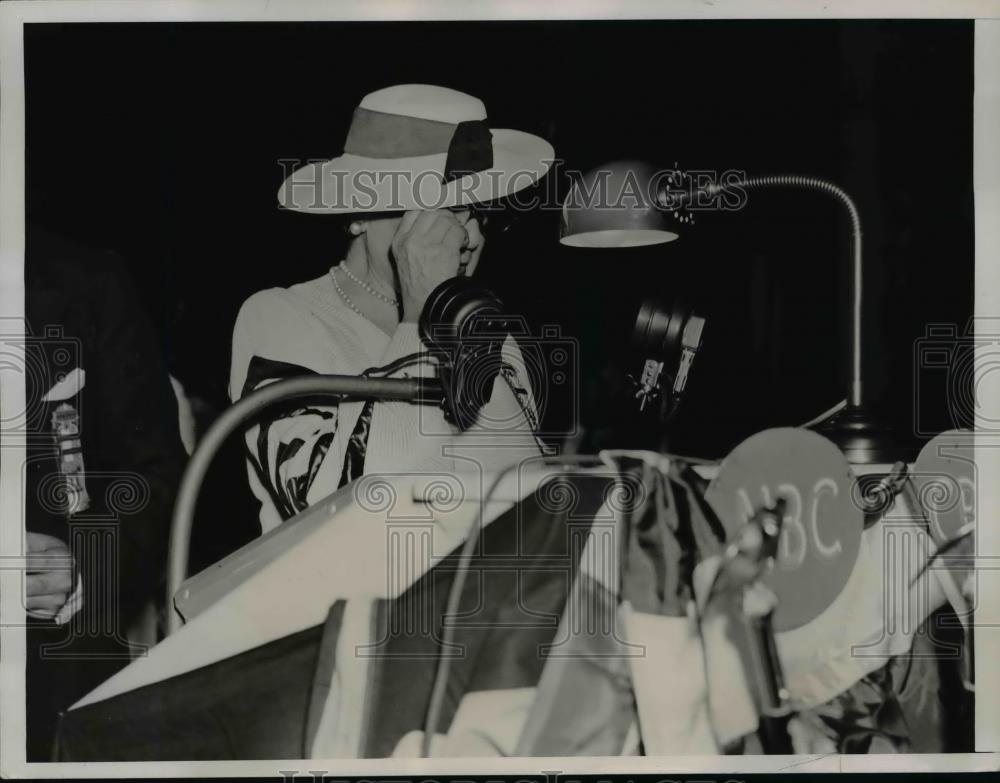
[1,0,998,777]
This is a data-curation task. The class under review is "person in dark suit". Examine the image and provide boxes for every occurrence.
[23,224,187,760]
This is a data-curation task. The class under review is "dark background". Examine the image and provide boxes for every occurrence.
[24,20,974,562]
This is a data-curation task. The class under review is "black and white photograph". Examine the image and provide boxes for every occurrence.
[0,0,998,776]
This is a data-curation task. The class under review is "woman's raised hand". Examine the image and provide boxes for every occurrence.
[392,209,482,323]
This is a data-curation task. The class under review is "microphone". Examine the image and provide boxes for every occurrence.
[419,277,518,431]
[630,298,706,417]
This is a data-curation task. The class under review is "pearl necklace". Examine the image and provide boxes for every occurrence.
[329,266,365,317]
[336,261,399,307]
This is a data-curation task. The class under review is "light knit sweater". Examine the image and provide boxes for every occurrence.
[230,269,541,533]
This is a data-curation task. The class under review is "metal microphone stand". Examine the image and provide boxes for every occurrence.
[742,581,793,754]
[165,374,444,635]
[715,499,795,754]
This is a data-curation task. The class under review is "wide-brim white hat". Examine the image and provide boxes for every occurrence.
[278,84,555,214]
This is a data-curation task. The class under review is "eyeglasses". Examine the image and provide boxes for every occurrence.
[449,203,521,234]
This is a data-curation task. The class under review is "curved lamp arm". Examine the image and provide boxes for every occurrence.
[665,175,864,409]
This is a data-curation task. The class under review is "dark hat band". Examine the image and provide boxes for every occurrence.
[343,107,493,183]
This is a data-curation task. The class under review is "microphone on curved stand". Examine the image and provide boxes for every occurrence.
[166,276,517,633]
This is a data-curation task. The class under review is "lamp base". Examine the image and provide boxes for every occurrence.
[816,405,910,465]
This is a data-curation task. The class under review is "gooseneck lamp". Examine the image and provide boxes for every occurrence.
[560,161,894,463]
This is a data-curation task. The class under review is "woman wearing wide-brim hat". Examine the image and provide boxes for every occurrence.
[230,84,554,532]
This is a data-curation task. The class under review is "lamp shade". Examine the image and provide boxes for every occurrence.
[559,160,678,248]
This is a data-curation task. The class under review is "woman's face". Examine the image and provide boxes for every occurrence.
[362,208,484,274]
